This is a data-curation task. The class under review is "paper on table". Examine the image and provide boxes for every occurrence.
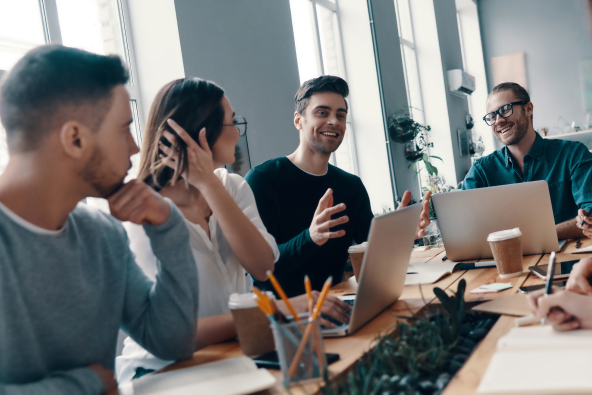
[478,326,592,394]
[472,293,531,316]
[122,356,276,395]
[470,283,512,294]
[571,244,592,253]
[405,261,458,285]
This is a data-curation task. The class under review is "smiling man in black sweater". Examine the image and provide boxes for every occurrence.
[246,76,430,302]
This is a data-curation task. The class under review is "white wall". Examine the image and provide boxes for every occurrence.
[126,0,185,123]
[478,0,592,135]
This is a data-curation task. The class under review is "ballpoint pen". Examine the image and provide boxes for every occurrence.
[541,251,556,325]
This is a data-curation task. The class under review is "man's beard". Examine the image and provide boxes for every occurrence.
[81,147,127,198]
[496,115,529,146]
[306,130,343,155]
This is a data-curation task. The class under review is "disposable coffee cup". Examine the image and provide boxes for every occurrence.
[348,242,368,282]
[487,228,523,278]
[228,292,276,357]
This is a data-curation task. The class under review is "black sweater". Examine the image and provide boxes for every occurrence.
[245,157,373,297]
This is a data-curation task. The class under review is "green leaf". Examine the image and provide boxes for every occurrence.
[429,155,443,162]
[423,153,429,162]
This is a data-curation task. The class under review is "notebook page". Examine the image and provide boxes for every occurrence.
[497,326,592,350]
[405,261,458,285]
[146,369,277,395]
[571,244,592,254]
[133,357,257,394]
[478,348,592,394]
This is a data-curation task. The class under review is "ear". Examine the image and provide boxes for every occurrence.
[58,120,92,159]
[524,101,534,117]
[294,111,302,131]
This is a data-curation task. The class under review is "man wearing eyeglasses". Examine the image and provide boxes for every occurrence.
[462,82,592,239]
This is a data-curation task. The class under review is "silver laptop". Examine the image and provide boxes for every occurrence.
[322,203,422,337]
[432,181,559,262]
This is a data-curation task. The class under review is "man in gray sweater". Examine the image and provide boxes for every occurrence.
[0,45,199,394]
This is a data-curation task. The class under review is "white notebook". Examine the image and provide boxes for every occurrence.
[119,357,276,395]
[478,326,592,394]
[571,244,592,254]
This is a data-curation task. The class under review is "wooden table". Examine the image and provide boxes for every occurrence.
[109,239,592,395]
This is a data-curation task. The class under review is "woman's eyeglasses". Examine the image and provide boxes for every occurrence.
[224,116,247,136]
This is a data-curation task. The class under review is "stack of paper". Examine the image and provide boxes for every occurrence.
[119,357,276,395]
[478,326,592,394]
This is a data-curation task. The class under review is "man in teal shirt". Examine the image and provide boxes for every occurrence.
[462,82,592,239]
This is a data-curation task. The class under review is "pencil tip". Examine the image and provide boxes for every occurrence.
[266,270,272,276]
[304,275,309,281]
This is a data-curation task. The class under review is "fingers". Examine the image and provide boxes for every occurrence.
[318,203,347,222]
[534,292,567,319]
[320,295,351,324]
[397,190,412,210]
[166,119,200,151]
[314,189,333,216]
[317,230,346,240]
[197,127,212,154]
[553,319,580,331]
[526,289,545,313]
[318,215,349,232]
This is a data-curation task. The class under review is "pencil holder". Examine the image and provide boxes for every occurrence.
[271,319,327,386]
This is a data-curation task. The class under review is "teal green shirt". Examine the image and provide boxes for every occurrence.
[462,133,592,224]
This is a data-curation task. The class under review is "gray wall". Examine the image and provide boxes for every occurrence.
[478,0,592,133]
[434,0,472,183]
[367,0,419,200]
[174,0,301,167]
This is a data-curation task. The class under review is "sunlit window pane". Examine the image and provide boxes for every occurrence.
[55,0,132,83]
[289,0,319,83]
[403,45,424,124]
[127,100,141,181]
[0,0,45,70]
[0,124,8,176]
[394,0,414,44]
[316,4,343,77]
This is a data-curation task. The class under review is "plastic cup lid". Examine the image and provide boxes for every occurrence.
[228,291,274,309]
[487,227,522,242]
[348,242,368,253]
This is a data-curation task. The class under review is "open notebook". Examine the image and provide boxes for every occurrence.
[405,261,494,285]
[118,357,276,395]
[478,326,592,394]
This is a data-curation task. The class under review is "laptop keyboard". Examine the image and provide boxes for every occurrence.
[321,299,355,329]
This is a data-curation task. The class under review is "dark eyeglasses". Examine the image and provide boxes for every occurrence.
[483,101,528,126]
[223,116,247,136]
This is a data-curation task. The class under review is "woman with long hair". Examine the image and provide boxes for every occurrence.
[116,78,351,382]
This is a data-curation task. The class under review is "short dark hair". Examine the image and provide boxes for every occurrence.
[489,82,532,122]
[294,75,349,115]
[0,44,129,153]
[139,78,225,190]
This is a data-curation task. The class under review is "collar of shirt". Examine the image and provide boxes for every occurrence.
[502,132,544,168]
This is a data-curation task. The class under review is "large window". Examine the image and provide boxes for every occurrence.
[289,0,359,176]
[0,0,142,187]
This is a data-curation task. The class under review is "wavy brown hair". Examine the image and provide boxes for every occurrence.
[138,78,225,190]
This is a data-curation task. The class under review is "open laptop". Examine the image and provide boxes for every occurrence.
[322,203,422,337]
[432,181,559,262]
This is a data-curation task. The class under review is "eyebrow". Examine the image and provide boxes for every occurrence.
[313,105,348,114]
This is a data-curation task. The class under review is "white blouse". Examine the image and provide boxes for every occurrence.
[115,168,279,382]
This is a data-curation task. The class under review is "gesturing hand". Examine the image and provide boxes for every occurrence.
[159,119,217,189]
[309,188,349,246]
[577,209,592,238]
[397,190,431,239]
[88,364,117,392]
[108,180,170,226]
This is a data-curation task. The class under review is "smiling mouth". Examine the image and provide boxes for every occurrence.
[320,131,339,137]
[498,125,512,135]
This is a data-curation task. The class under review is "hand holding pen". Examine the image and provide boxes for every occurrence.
[577,208,592,238]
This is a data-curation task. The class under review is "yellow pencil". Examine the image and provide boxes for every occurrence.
[304,275,313,314]
[288,276,333,377]
[266,270,300,322]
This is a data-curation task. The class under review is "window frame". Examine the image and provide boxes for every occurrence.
[306,0,360,176]
[37,0,144,133]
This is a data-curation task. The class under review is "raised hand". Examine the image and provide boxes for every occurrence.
[397,190,431,239]
[159,119,217,189]
[107,180,170,226]
[309,188,349,246]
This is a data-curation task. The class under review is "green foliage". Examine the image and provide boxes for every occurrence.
[319,280,497,395]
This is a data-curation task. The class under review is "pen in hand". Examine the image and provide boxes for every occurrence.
[541,251,558,325]
[580,209,591,228]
